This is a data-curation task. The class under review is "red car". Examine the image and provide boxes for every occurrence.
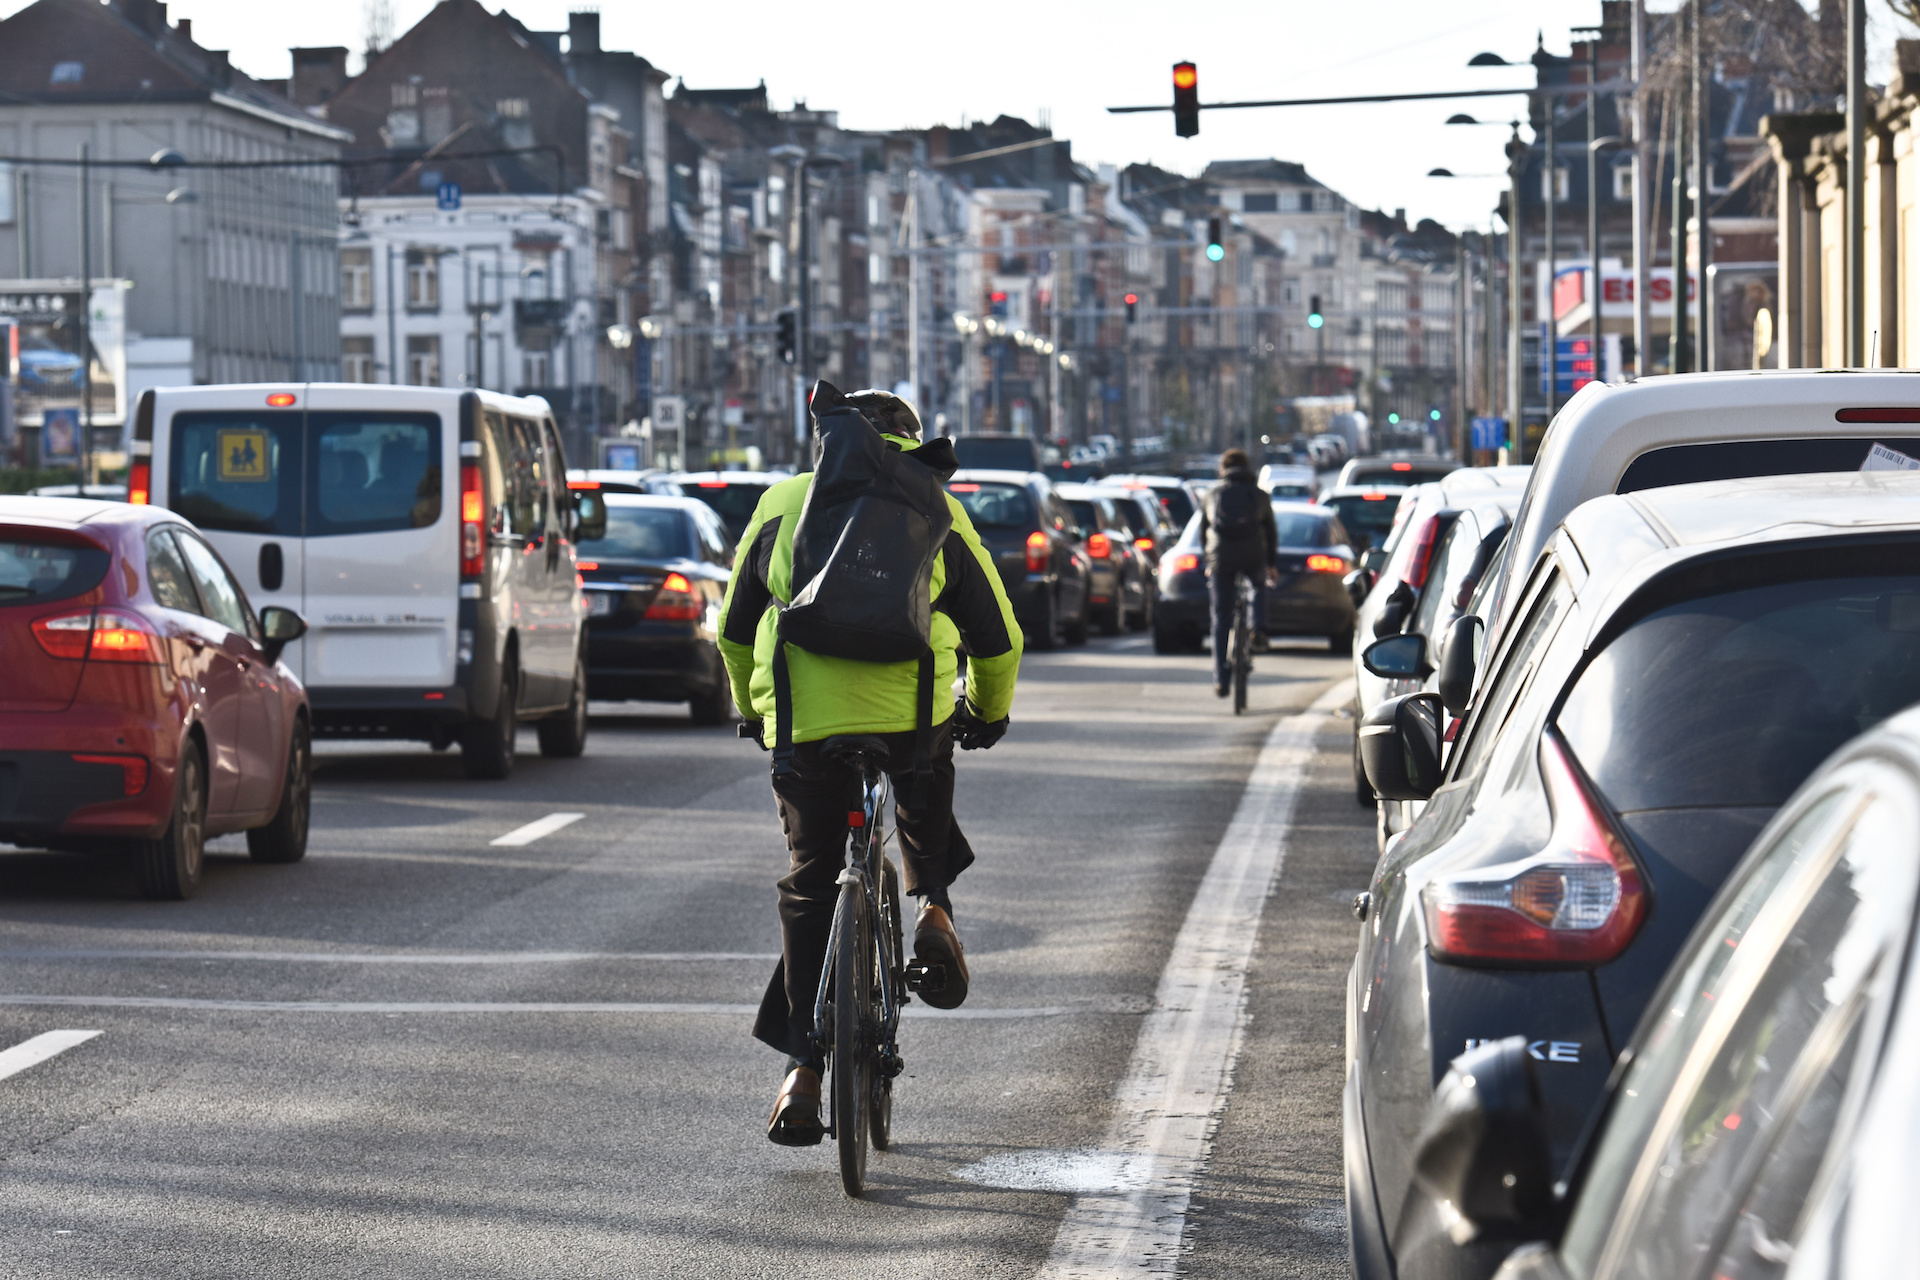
[0,497,311,898]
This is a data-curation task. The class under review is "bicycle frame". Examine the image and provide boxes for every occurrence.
[810,759,903,1072]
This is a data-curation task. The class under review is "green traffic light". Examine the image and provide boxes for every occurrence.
[1429,409,1441,421]
[1206,244,1224,262]
[1307,314,1324,329]
[1388,412,1399,424]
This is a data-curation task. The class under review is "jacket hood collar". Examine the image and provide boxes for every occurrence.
[893,433,958,481]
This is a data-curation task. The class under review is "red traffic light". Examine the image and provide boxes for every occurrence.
[1172,61,1199,138]
[1123,293,1139,305]
[1173,63,1197,90]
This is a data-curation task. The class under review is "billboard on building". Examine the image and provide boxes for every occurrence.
[0,281,127,428]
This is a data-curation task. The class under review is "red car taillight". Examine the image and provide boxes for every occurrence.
[460,464,484,578]
[128,461,151,506]
[31,609,163,664]
[1134,536,1155,552]
[1087,532,1112,560]
[1025,531,1049,573]
[1421,729,1646,965]
[644,571,702,622]
[1403,515,1443,589]
[72,753,149,796]
[1169,552,1200,574]
[1306,553,1347,573]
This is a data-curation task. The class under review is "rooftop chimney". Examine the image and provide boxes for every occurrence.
[568,11,601,54]
[290,47,350,107]
[177,17,190,41]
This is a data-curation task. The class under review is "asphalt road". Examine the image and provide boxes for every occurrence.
[0,633,1368,1279]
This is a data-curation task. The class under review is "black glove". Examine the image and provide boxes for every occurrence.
[952,699,1009,751]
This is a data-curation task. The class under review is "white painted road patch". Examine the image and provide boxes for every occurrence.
[0,1029,101,1082]
[489,812,585,846]
[954,1149,1154,1196]
[1038,679,1351,1278]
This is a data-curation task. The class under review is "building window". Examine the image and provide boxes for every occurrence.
[50,61,83,85]
[422,87,451,146]
[1243,192,1278,214]
[341,248,373,311]
[1283,278,1300,305]
[406,335,440,387]
[519,248,553,298]
[1612,163,1634,201]
[521,345,551,389]
[1543,165,1570,203]
[343,335,376,383]
[406,250,439,309]
[0,162,12,224]
[608,208,631,251]
[498,98,533,150]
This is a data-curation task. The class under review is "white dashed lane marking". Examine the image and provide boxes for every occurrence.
[489,812,586,846]
[0,1029,102,1082]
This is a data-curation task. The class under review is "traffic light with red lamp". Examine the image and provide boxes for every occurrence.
[1173,62,1199,137]
[1124,292,1139,323]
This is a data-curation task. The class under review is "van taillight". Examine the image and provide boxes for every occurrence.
[460,464,484,577]
[1403,515,1443,589]
[1025,531,1049,573]
[644,571,701,622]
[128,462,151,506]
[1421,729,1647,966]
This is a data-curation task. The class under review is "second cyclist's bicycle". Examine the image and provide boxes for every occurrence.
[1229,575,1255,714]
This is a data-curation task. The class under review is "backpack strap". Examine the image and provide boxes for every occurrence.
[910,648,935,805]
[770,636,798,777]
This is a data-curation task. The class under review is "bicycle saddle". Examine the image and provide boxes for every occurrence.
[820,735,891,770]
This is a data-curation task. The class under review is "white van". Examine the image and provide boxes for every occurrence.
[130,384,605,779]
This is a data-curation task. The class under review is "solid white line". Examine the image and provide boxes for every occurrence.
[0,996,1126,1018]
[1038,679,1353,1279]
[0,950,779,965]
[489,812,585,846]
[0,1029,102,1082]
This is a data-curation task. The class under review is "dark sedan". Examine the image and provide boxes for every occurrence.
[1347,472,1920,1280]
[1056,483,1153,635]
[946,469,1090,650]
[577,495,735,723]
[1152,502,1357,654]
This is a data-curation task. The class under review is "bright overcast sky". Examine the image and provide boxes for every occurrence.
[8,0,1911,230]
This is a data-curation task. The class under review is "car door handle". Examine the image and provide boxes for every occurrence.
[182,635,206,651]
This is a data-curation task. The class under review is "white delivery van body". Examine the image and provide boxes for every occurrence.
[134,384,591,777]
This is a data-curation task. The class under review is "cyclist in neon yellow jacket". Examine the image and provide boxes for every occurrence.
[718,387,1021,1147]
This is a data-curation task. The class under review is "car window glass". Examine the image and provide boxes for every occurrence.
[0,535,110,605]
[507,417,544,537]
[947,482,1034,530]
[1411,516,1480,639]
[1157,486,1196,526]
[311,413,441,535]
[1617,438,1920,493]
[541,420,569,527]
[699,509,734,564]
[480,411,512,527]
[1452,570,1571,779]
[1572,779,1915,1280]
[575,505,690,561]
[174,530,254,637]
[144,529,200,612]
[1557,574,1920,812]
[1273,511,1332,547]
[167,411,300,536]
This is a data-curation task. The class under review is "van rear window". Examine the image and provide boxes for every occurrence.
[0,535,109,605]
[168,410,441,537]
[1616,437,1920,492]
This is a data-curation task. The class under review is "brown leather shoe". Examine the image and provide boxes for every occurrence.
[766,1066,825,1147]
[913,904,970,1010]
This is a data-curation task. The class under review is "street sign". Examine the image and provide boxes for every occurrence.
[437,182,462,212]
[653,396,684,431]
[1551,335,1597,397]
[1470,416,1507,452]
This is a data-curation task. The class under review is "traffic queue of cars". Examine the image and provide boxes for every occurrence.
[1344,370,1920,1280]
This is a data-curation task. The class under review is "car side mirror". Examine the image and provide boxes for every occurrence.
[1363,632,1430,679]
[1438,615,1484,716]
[572,487,608,542]
[1343,568,1370,608]
[1374,580,1417,638]
[1411,1037,1555,1246]
[1363,547,1389,575]
[1360,692,1443,800]
[258,606,307,664]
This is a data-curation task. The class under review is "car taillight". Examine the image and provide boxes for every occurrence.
[1403,515,1443,589]
[577,560,598,571]
[1025,531,1049,573]
[32,609,161,664]
[128,461,151,506]
[1421,729,1646,965]
[1134,536,1155,551]
[1087,532,1111,559]
[72,753,149,796]
[1169,552,1200,574]
[1306,553,1346,573]
[460,464,484,577]
[644,571,702,621]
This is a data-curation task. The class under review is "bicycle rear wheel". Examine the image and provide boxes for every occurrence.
[832,880,874,1196]
[871,856,902,1151]
[1232,621,1250,714]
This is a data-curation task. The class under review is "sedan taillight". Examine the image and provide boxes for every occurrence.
[32,609,163,664]
[1168,552,1200,575]
[1306,553,1347,573]
[1025,531,1049,573]
[1087,532,1111,560]
[1421,729,1646,965]
[644,571,702,622]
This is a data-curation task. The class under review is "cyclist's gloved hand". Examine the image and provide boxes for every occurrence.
[952,698,1009,751]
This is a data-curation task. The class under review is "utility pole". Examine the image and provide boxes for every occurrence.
[1846,0,1866,366]
[905,170,921,407]
[79,141,93,487]
[1694,0,1713,370]
[1506,125,1527,438]
[1583,26,1602,369]
[1544,81,1557,423]
[1454,241,1468,459]
[1671,6,1691,376]
[1631,0,1649,377]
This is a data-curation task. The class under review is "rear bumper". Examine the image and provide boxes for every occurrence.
[586,632,722,702]
[0,749,174,843]
[1003,575,1056,628]
[308,685,472,740]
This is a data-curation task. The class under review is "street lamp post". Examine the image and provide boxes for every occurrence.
[951,312,979,435]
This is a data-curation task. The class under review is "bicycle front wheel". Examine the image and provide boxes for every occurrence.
[1232,626,1250,714]
[832,880,874,1196]
[872,857,902,1151]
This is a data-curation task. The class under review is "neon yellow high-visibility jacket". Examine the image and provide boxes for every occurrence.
[718,434,1022,745]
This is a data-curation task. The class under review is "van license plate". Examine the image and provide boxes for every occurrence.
[587,593,615,617]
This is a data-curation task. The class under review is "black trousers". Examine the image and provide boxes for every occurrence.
[752,722,973,1059]
[1210,567,1269,687]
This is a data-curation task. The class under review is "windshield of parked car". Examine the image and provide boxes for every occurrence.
[946,482,1033,530]
[1557,562,1920,811]
[1156,486,1197,526]
[1063,499,1114,534]
[0,535,110,603]
[1323,492,1402,549]
[575,506,690,562]
[685,482,768,540]
[1273,510,1334,548]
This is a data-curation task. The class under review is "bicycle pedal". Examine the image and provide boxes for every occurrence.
[904,960,946,994]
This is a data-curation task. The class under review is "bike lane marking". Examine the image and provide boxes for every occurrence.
[0,996,1121,1018]
[489,812,585,846]
[1036,678,1353,1278]
[0,1030,102,1083]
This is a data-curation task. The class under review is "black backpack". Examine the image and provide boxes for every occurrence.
[1208,479,1264,542]
[769,381,956,787]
